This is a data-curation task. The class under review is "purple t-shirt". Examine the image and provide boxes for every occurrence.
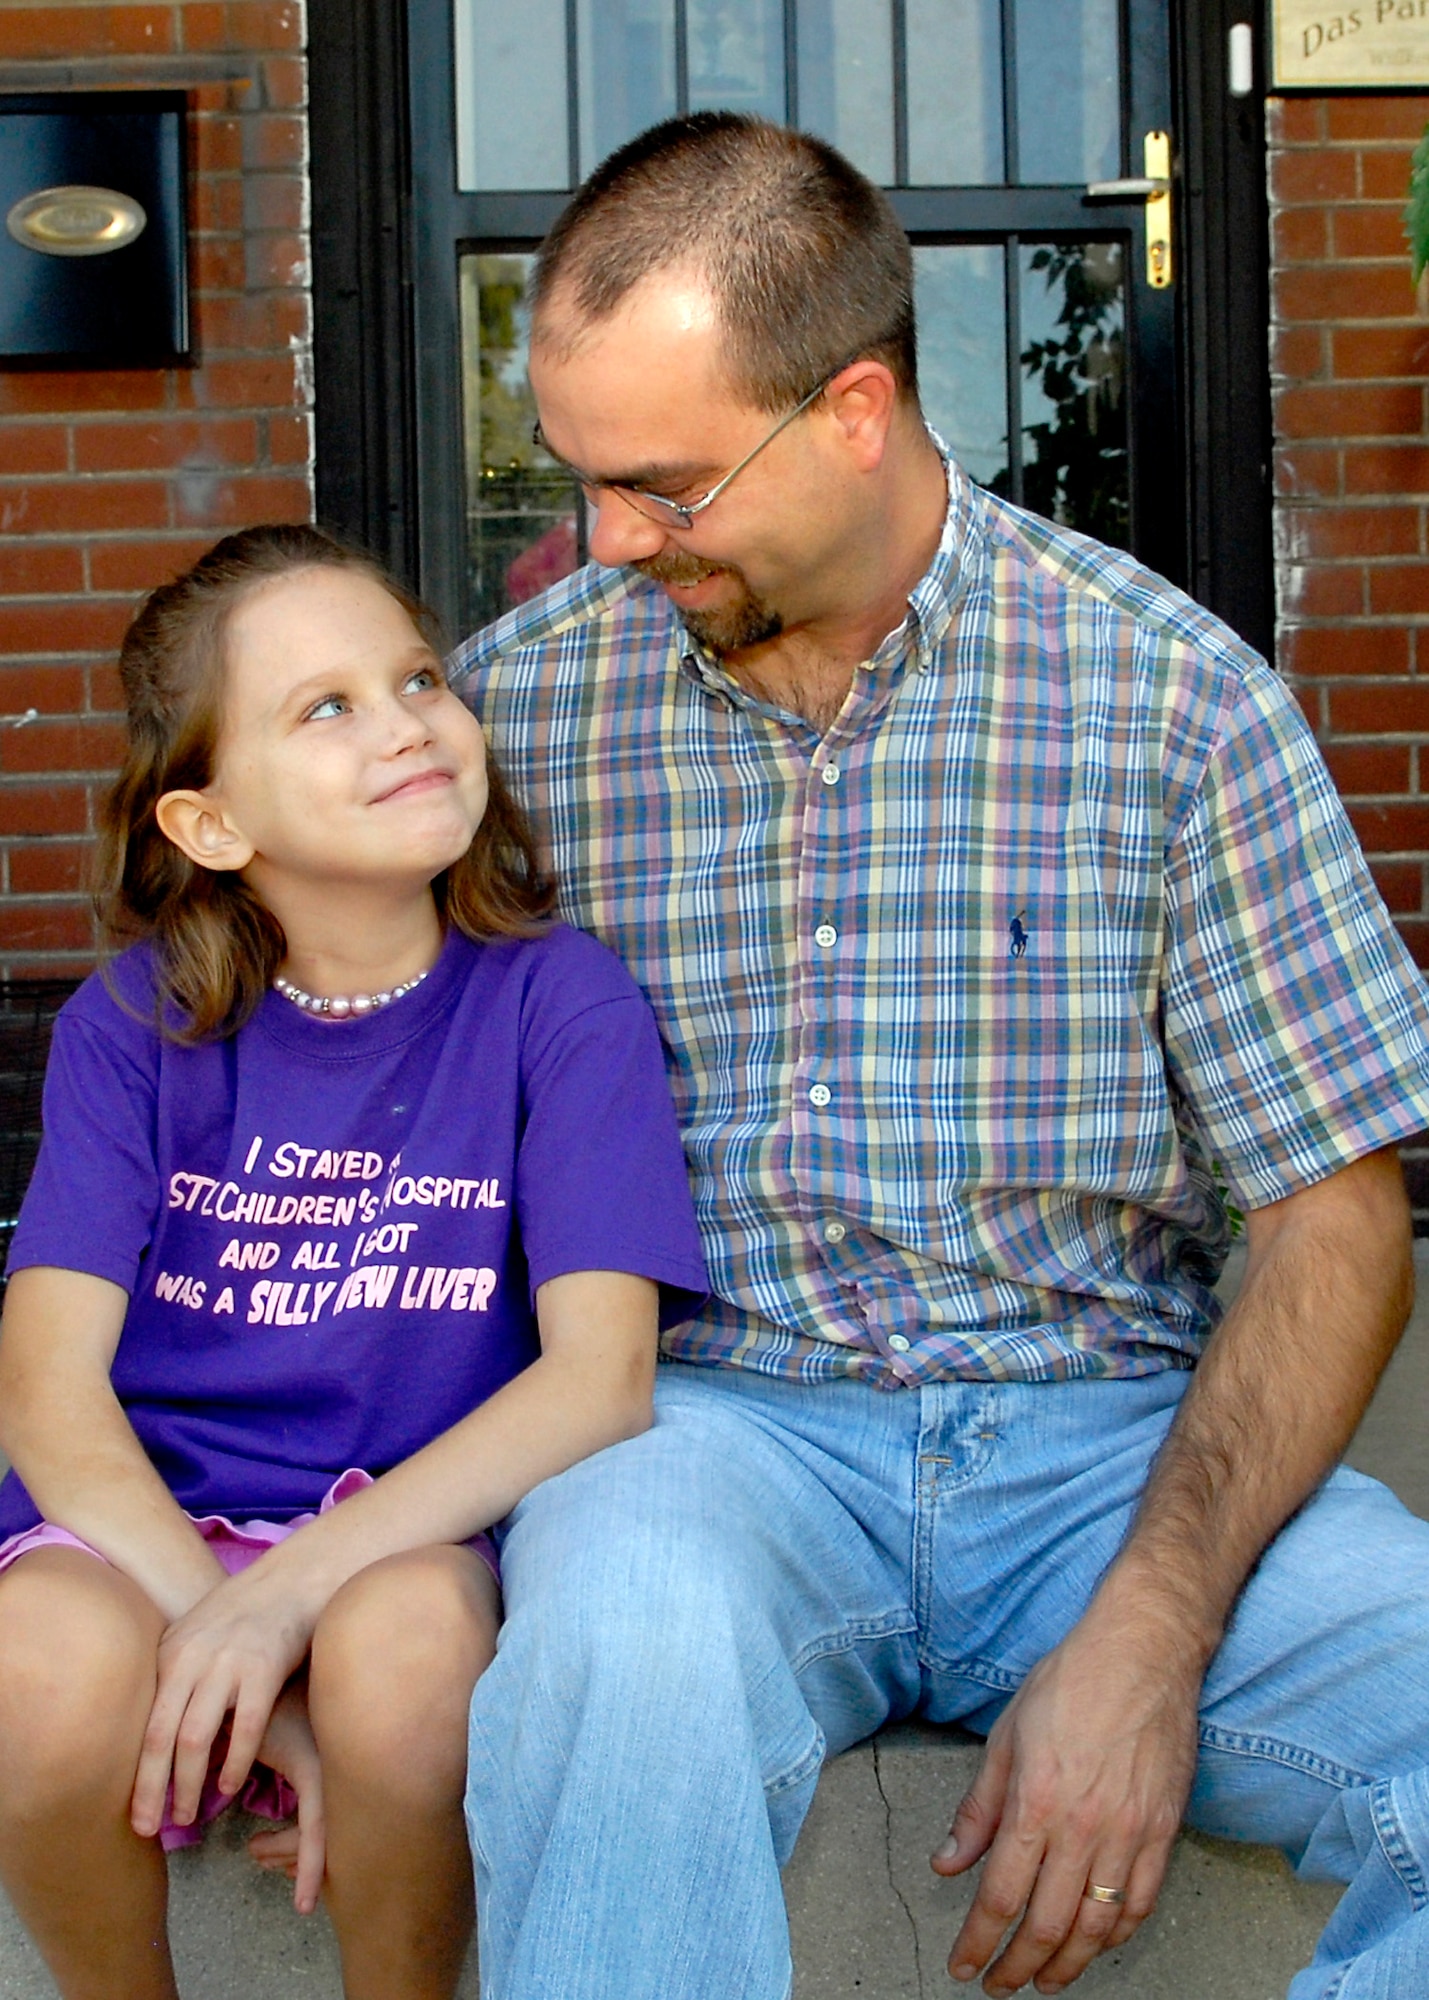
[0,923,707,1535]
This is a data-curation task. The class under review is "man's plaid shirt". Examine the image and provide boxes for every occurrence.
[453,456,1429,1388]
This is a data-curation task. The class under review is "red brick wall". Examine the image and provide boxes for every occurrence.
[1269,93,1429,966]
[1268,95,1429,1222]
[0,2,313,975]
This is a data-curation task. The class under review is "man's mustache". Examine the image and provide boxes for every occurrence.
[633,551,728,586]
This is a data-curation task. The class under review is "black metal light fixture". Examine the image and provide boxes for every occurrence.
[0,90,189,366]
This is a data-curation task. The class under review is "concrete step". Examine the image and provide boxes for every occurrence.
[786,1723,1340,2000]
[3,1242,1426,1997]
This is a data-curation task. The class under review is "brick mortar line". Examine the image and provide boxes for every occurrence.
[0,58,264,89]
[0,460,302,472]
[0,454,311,467]
[0,465,308,477]
[1271,196,1421,206]
[0,581,170,593]
[0,530,305,543]
[0,524,300,532]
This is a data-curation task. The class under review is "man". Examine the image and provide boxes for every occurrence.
[454,113,1429,2000]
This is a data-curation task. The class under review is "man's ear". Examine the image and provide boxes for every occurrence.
[822,358,899,472]
[154,789,255,874]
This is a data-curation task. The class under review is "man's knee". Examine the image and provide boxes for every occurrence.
[498,1424,757,1690]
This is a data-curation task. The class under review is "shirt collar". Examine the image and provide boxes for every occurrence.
[675,428,978,693]
[904,429,979,669]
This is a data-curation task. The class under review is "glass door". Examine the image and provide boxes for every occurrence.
[410,0,1181,635]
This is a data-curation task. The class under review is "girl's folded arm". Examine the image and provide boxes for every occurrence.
[0,1265,226,1620]
[134,1266,658,1815]
[280,1264,657,1589]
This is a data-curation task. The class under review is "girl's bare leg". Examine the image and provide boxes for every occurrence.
[307,1544,498,2000]
[0,1548,177,2000]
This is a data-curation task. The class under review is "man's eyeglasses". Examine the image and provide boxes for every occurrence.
[531,371,834,533]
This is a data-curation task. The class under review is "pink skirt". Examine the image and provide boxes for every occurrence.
[0,1467,500,1849]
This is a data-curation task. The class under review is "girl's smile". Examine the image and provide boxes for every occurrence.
[371,765,461,805]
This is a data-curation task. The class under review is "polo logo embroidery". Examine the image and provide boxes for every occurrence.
[1008,912,1029,959]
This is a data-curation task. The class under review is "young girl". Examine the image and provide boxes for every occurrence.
[0,525,707,2000]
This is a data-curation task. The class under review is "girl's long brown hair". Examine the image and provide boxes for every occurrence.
[96,523,556,1042]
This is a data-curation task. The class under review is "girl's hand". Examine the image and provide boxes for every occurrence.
[130,1559,317,1843]
[254,1680,327,1915]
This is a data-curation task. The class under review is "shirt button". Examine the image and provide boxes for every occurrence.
[888,1334,912,1354]
[808,1082,832,1108]
[821,762,841,786]
[823,1220,846,1244]
[814,923,838,948]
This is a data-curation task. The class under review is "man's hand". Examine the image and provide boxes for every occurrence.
[928,1145,1413,1996]
[931,1590,1196,1996]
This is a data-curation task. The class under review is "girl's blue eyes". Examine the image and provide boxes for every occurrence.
[304,669,440,722]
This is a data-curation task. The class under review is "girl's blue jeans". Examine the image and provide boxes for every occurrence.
[466,1361,1429,1999]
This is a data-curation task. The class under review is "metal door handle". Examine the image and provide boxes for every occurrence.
[1084,177,1166,199]
[1083,133,1173,291]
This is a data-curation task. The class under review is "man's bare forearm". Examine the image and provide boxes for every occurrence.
[934,1147,1416,1996]
[1096,1145,1413,1660]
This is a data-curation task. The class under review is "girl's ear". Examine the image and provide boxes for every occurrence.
[155,789,255,874]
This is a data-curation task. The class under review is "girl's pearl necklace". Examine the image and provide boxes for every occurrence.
[273,966,429,1020]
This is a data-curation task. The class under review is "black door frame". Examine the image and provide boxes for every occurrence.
[308,0,1273,658]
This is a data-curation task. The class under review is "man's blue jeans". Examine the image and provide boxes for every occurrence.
[466,1361,1429,1999]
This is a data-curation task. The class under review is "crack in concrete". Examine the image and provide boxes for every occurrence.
[871,1737,927,2000]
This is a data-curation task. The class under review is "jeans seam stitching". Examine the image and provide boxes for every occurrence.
[1369,1779,1429,1910]
[1196,1723,1376,1792]
[790,1613,915,1677]
[928,1657,1022,1696]
[764,1728,826,1800]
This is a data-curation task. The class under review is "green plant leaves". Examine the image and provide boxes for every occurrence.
[1405,123,1429,286]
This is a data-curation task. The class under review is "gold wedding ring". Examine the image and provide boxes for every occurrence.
[1084,1883,1127,1905]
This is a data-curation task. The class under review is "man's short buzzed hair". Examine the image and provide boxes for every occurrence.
[531,112,918,414]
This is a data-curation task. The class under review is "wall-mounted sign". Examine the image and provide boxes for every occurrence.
[0,92,187,365]
[6,185,147,257]
[1273,2,1429,90]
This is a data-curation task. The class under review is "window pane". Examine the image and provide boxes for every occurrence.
[578,0,677,178]
[459,254,581,629]
[1017,240,1127,544]
[796,0,894,185]
[689,0,785,121]
[913,244,1006,488]
[455,0,569,191]
[907,0,1003,185]
[1015,0,1119,185]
